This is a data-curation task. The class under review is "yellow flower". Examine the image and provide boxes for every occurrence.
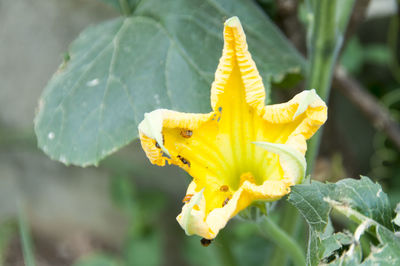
[138,17,327,239]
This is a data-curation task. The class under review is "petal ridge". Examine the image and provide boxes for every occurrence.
[211,17,266,111]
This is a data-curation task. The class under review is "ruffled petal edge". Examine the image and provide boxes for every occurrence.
[261,89,328,154]
[138,109,213,166]
[210,16,266,111]
[176,179,292,239]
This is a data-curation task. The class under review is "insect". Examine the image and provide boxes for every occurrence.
[177,155,191,167]
[220,185,229,192]
[222,197,230,207]
[200,238,213,247]
[182,194,194,204]
[180,129,193,138]
[155,134,165,148]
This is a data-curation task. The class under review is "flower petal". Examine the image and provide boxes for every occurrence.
[211,16,266,111]
[253,141,306,184]
[138,109,233,206]
[259,89,327,154]
[138,109,171,157]
[177,179,291,239]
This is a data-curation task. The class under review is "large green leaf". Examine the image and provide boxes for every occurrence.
[288,176,398,266]
[34,0,305,166]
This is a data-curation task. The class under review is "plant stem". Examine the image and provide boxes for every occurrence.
[118,0,131,16]
[305,0,355,173]
[270,203,304,266]
[259,216,306,266]
[18,204,36,266]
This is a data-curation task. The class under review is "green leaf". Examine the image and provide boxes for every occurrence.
[288,176,397,265]
[320,232,352,260]
[328,244,362,266]
[334,177,393,230]
[393,203,400,227]
[361,225,400,265]
[363,45,391,65]
[34,0,305,166]
[288,181,332,233]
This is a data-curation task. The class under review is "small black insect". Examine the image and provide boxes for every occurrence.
[222,197,230,207]
[177,155,191,167]
[200,238,213,247]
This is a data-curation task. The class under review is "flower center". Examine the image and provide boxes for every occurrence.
[239,172,256,186]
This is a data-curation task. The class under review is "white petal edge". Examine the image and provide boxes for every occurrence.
[253,141,306,184]
[293,89,321,119]
[182,188,204,236]
[138,109,170,156]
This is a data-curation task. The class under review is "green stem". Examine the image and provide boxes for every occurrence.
[305,0,355,174]
[259,216,306,266]
[118,0,131,16]
[269,204,302,266]
[18,204,36,266]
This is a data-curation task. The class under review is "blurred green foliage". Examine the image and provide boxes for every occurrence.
[340,37,391,75]
[0,222,17,264]
[1,0,400,265]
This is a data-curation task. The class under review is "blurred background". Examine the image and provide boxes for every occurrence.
[0,0,399,265]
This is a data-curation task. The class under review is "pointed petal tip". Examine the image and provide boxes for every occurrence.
[293,89,321,119]
[224,16,241,27]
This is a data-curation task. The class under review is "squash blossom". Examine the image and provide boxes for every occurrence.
[138,17,327,240]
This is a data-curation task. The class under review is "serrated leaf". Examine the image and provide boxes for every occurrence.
[335,176,393,230]
[289,177,393,233]
[321,232,352,260]
[361,226,400,265]
[393,203,400,227]
[328,244,362,266]
[288,181,332,233]
[288,176,396,265]
[34,0,305,166]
